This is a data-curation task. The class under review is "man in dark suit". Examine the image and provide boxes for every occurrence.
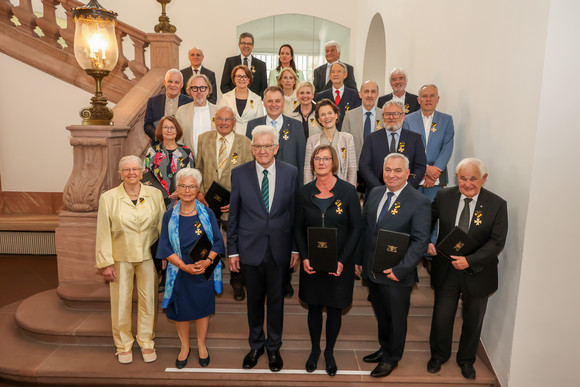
[220,32,267,96]
[377,68,420,114]
[314,62,361,131]
[426,158,508,380]
[356,153,431,377]
[359,100,426,195]
[312,40,357,92]
[143,69,193,142]
[228,125,299,373]
[180,47,217,104]
[246,87,306,187]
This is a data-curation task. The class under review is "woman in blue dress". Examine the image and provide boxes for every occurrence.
[156,168,225,369]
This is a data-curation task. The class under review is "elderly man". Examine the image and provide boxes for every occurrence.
[356,153,431,377]
[144,69,192,142]
[313,41,357,92]
[377,68,419,114]
[228,125,299,373]
[180,47,217,104]
[220,32,267,96]
[314,62,361,131]
[426,158,507,380]
[359,100,426,195]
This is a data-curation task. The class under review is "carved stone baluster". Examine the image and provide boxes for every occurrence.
[110,28,129,80]
[127,36,149,81]
[59,1,74,54]
[11,0,37,36]
[36,0,61,48]
[0,0,14,24]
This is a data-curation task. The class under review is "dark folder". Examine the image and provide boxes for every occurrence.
[188,233,218,280]
[436,226,479,274]
[372,230,410,275]
[205,181,231,218]
[307,227,338,272]
[141,171,169,199]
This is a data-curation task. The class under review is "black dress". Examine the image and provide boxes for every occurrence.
[295,177,361,309]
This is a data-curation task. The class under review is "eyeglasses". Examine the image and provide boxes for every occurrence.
[189,86,208,92]
[252,144,276,151]
[215,117,235,122]
[121,168,141,173]
[235,75,249,80]
[383,112,403,118]
[162,125,176,131]
[314,157,332,163]
[177,184,198,191]
[239,42,254,46]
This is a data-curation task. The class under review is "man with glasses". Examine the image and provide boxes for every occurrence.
[228,125,299,373]
[359,100,426,196]
[180,47,217,104]
[220,32,268,96]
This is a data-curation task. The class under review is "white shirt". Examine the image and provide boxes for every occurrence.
[190,65,203,74]
[192,102,211,157]
[421,111,434,147]
[164,95,179,117]
[385,127,402,150]
[240,55,252,69]
[376,183,407,223]
[332,85,345,100]
[256,161,276,211]
[454,192,480,229]
[267,115,282,131]
[391,92,405,105]
[215,131,236,163]
[362,106,377,132]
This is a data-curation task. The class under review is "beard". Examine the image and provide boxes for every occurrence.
[385,121,403,132]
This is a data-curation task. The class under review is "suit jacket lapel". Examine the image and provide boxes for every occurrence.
[208,131,218,170]
[369,186,386,233]
[469,189,488,236]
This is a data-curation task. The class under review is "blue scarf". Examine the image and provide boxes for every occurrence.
[162,199,217,308]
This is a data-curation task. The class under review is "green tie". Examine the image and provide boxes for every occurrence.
[261,170,269,212]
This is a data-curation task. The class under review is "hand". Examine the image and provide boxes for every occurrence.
[102,265,116,282]
[290,253,300,269]
[229,256,240,273]
[427,243,437,256]
[426,165,442,181]
[423,175,436,188]
[196,192,208,207]
[330,261,344,277]
[355,264,363,277]
[303,259,316,274]
[383,268,399,281]
[220,204,230,213]
[450,255,470,270]
[169,191,179,200]
[184,263,206,275]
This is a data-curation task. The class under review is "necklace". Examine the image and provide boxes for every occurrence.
[180,206,197,215]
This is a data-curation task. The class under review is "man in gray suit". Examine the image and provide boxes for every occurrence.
[312,41,357,92]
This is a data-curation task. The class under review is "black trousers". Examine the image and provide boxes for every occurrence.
[241,250,288,351]
[429,269,488,365]
[368,281,412,366]
[221,220,243,289]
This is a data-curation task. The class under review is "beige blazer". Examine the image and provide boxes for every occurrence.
[175,101,218,155]
[304,131,357,186]
[219,89,264,135]
[342,106,384,161]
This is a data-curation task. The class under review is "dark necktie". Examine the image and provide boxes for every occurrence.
[390,132,397,153]
[194,68,198,74]
[243,57,248,68]
[335,90,341,106]
[364,111,372,139]
[261,170,269,212]
[458,198,473,232]
[377,192,395,225]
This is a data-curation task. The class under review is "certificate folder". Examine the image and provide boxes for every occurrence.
[307,227,338,272]
[188,233,218,280]
[372,230,410,274]
[436,226,478,274]
[141,171,169,199]
[205,181,231,218]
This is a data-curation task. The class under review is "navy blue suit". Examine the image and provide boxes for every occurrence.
[359,128,427,193]
[220,55,268,97]
[143,93,193,141]
[314,87,361,131]
[377,92,420,114]
[227,160,298,351]
[246,115,306,185]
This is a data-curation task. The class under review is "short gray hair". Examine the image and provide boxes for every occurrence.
[330,61,348,74]
[119,155,142,171]
[325,40,341,53]
[382,100,405,112]
[390,68,407,82]
[418,84,439,96]
[176,168,203,186]
[456,158,487,176]
[165,68,183,83]
[251,125,279,145]
[384,153,410,170]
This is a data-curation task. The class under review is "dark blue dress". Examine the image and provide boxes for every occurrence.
[156,209,225,321]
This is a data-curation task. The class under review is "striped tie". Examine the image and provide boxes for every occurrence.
[261,170,269,212]
[217,137,227,177]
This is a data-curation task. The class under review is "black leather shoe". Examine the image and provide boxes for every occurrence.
[427,357,442,373]
[305,350,320,373]
[233,286,245,301]
[175,348,190,369]
[284,283,294,298]
[363,349,384,363]
[460,363,476,379]
[370,362,396,378]
[324,351,337,376]
[198,348,210,367]
[242,347,264,369]
[267,349,283,372]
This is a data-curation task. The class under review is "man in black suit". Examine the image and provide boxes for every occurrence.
[377,68,420,114]
[220,32,267,96]
[314,62,361,131]
[356,153,431,378]
[312,40,357,92]
[228,125,299,373]
[180,47,217,104]
[426,158,508,380]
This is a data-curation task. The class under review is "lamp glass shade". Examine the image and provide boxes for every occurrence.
[73,15,118,71]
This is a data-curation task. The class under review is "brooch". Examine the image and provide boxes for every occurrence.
[341,147,346,159]
[282,128,289,141]
[391,202,401,215]
[345,103,350,112]
[293,100,298,107]
[139,197,145,204]
[179,157,185,168]
[310,118,316,127]
[405,104,410,113]
[376,119,381,130]
[398,141,405,153]
[231,152,239,164]
[251,65,256,73]
[335,200,343,214]
[194,221,203,235]
[250,100,254,108]
[473,210,483,226]
[431,122,437,133]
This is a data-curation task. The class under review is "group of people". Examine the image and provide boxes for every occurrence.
[94,32,508,381]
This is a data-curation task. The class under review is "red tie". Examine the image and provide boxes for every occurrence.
[194,69,198,74]
[334,90,341,106]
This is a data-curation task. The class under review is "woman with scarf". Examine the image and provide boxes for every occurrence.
[156,168,225,369]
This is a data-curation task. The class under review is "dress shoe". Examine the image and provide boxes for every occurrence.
[324,351,337,376]
[427,357,442,373]
[141,348,157,363]
[233,286,246,301]
[284,283,294,298]
[370,362,396,378]
[305,350,320,373]
[242,347,264,369]
[116,351,133,364]
[175,348,190,369]
[460,363,476,379]
[267,349,284,372]
[198,347,210,367]
[363,349,384,363]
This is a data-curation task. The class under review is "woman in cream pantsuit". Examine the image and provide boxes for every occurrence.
[95,155,166,364]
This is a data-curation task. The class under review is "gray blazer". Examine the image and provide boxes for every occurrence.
[342,106,383,161]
